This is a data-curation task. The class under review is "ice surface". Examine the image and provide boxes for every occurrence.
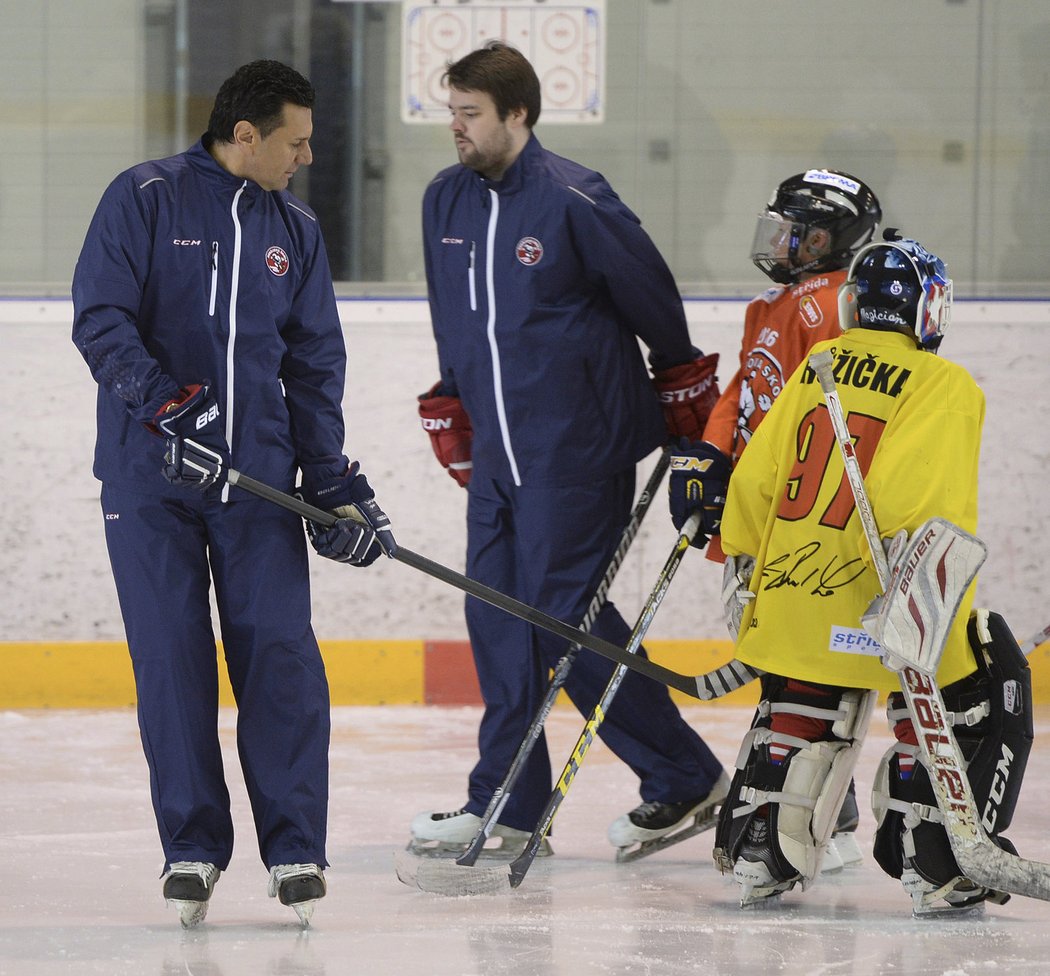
[2,703,1049,976]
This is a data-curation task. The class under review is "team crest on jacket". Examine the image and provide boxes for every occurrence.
[515,237,543,266]
[266,246,290,277]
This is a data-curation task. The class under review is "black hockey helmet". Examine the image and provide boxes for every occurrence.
[751,169,881,285]
[839,233,952,351]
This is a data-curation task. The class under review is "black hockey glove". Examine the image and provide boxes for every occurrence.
[300,462,396,567]
[151,382,230,490]
[668,438,731,547]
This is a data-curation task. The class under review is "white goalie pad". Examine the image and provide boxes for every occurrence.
[861,518,987,677]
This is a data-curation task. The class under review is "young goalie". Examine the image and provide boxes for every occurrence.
[711,235,1033,915]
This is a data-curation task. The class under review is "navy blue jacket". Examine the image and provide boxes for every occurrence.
[72,139,348,496]
[422,134,696,488]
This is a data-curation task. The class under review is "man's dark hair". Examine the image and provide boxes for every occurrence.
[207,60,315,143]
[444,42,541,128]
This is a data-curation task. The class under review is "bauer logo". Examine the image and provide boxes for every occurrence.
[829,626,882,656]
[515,237,543,266]
[266,246,290,277]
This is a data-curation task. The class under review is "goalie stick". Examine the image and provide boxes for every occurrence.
[402,511,705,895]
[227,468,762,702]
[447,450,670,868]
[809,349,1050,903]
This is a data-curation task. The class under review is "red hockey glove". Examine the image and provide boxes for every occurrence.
[418,383,472,487]
[652,353,720,442]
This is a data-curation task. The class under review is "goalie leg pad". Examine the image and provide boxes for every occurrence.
[713,675,875,895]
[872,609,1033,914]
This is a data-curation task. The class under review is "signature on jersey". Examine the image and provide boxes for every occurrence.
[762,541,867,596]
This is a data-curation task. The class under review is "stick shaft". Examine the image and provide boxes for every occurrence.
[227,467,701,697]
[808,349,1050,902]
[507,512,702,888]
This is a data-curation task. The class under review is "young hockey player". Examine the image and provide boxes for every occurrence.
[412,41,728,862]
[668,169,881,869]
[711,235,1033,914]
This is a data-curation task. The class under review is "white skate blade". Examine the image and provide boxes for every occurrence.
[168,898,209,928]
[291,899,317,927]
[733,859,796,908]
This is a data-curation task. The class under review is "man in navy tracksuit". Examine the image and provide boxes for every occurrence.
[72,61,387,927]
[412,42,728,859]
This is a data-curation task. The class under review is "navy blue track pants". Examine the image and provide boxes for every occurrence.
[101,485,330,872]
[463,469,724,831]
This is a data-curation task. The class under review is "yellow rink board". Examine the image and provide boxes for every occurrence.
[1,639,1046,709]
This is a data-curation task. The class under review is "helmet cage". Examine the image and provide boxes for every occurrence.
[751,169,881,285]
[839,239,952,351]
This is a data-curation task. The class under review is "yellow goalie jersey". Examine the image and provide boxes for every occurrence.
[720,329,985,691]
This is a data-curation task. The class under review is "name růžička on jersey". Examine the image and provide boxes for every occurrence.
[802,348,912,398]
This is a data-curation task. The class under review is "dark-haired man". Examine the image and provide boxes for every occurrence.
[412,42,727,861]
[72,59,386,927]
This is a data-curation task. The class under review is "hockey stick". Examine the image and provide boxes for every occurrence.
[451,450,670,868]
[1020,623,1050,656]
[809,349,1050,903]
[403,512,704,895]
[227,468,762,702]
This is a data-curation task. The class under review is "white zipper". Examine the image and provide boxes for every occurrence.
[208,242,218,317]
[221,183,246,503]
[484,189,522,486]
[468,241,477,311]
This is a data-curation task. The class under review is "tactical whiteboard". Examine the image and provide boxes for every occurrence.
[401,1,606,124]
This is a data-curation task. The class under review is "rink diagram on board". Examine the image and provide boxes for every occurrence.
[2,703,1049,976]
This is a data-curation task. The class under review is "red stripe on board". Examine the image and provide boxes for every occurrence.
[423,640,482,705]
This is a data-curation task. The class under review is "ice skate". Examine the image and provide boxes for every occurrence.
[608,771,730,863]
[162,861,220,928]
[900,860,1007,919]
[268,863,326,927]
[732,813,799,908]
[408,807,553,860]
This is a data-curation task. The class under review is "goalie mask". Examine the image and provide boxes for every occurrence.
[751,169,881,285]
[839,237,953,351]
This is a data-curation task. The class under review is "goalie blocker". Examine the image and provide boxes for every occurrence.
[872,608,1034,915]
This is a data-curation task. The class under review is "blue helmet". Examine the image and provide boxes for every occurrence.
[839,236,952,351]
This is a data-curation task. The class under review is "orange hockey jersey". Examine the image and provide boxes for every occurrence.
[704,269,849,464]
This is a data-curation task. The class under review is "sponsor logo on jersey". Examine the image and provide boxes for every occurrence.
[441,237,464,244]
[799,294,824,327]
[790,276,830,298]
[266,246,289,277]
[173,239,202,246]
[829,626,882,655]
[515,237,543,266]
